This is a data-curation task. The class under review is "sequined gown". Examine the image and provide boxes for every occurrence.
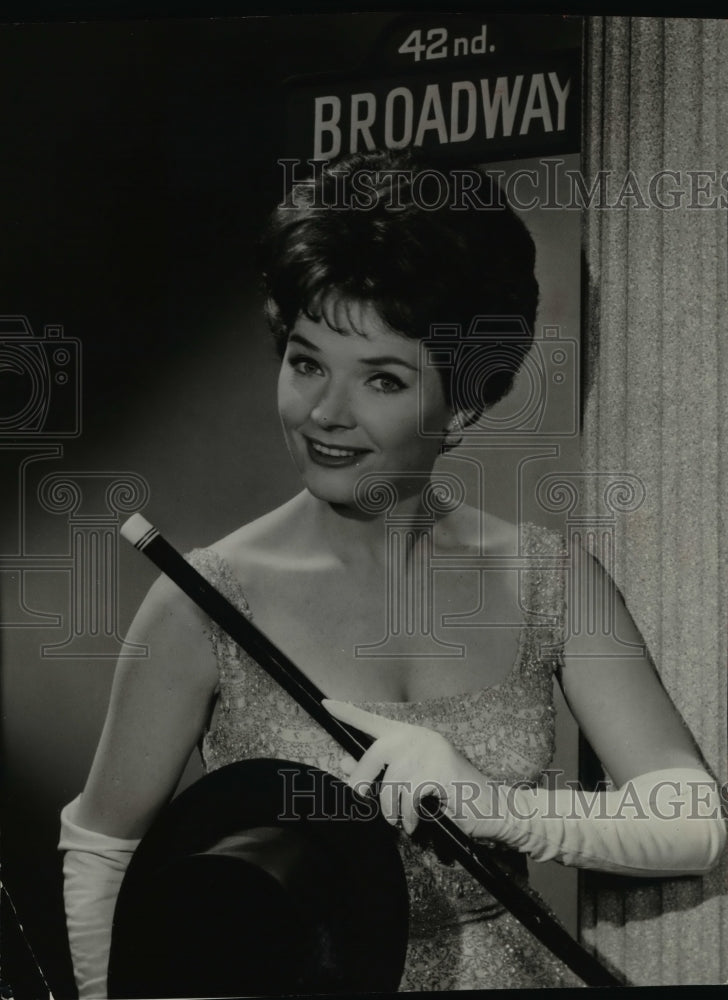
[184,522,585,990]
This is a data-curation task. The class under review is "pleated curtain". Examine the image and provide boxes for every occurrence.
[579,17,728,985]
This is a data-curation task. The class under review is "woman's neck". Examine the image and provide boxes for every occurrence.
[293,488,443,570]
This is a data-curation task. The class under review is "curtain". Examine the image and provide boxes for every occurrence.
[579,16,728,985]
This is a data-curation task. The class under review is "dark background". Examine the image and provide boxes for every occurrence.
[1,13,582,999]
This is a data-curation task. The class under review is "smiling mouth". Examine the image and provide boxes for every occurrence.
[304,436,369,465]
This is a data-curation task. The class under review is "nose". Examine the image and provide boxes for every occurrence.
[310,379,355,430]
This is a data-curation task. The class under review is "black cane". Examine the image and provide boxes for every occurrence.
[120,513,624,988]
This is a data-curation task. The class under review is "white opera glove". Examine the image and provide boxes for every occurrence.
[323,699,495,837]
[58,795,141,1000]
[323,701,726,878]
[492,767,726,876]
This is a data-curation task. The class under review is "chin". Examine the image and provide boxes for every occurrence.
[298,469,361,507]
[305,485,363,512]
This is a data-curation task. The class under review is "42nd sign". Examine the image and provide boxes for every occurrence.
[396,23,495,63]
[282,14,581,164]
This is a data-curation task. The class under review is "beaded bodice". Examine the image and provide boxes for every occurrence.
[184,522,579,990]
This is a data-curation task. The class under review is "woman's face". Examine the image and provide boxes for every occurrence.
[277,299,453,508]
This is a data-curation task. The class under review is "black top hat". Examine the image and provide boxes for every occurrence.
[108,758,409,998]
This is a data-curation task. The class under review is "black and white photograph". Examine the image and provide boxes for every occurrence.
[1,8,726,998]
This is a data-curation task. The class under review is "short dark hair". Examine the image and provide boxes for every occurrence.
[258,148,539,413]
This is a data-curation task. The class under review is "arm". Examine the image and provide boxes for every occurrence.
[502,541,726,874]
[558,541,708,786]
[323,544,726,875]
[59,572,219,998]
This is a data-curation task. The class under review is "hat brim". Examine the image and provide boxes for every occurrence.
[108,758,409,997]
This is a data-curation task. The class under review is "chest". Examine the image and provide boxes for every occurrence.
[239,563,529,702]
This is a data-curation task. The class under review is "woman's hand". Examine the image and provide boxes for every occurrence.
[322,699,499,838]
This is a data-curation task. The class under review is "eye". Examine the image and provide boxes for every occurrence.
[287,354,322,377]
[368,372,407,393]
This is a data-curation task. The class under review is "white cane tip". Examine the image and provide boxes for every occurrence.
[120,512,154,546]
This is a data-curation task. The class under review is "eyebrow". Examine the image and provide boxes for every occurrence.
[287,333,419,372]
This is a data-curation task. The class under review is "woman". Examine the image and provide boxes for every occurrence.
[59,149,725,996]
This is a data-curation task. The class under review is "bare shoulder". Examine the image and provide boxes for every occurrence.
[203,493,308,587]
[140,556,220,636]
[556,539,705,783]
[122,569,219,695]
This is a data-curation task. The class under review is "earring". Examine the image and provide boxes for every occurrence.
[440,415,463,455]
